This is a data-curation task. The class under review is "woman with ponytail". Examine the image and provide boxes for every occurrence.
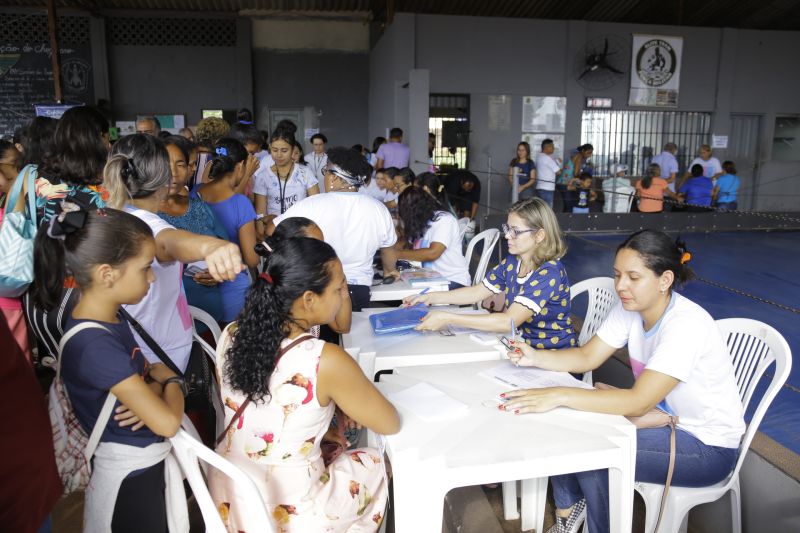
[104,133,243,371]
[33,207,187,532]
[636,163,677,213]
[501,230,745,533]
[210,237,399,532]
[415,171,455,214]
[196,137,261,322]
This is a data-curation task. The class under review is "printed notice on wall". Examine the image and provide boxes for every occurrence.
[712,135,728,149]
[488,95,511,131]
[629,34,683,107]
[522,96,566,133]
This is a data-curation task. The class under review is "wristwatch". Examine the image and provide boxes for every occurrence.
[163,376,188,397]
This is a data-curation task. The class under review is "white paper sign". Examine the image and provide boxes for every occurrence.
[488,95,511,131]
[712,135,728,149]
[522,96,567,133]
[629,34,683,107]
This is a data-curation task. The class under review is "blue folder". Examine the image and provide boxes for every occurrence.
[369,305,429,335]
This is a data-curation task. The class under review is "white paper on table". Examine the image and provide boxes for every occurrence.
[479,362,594,390]
[388,382,470,422]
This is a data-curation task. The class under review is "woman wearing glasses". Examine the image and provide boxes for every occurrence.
[405,197,576,349]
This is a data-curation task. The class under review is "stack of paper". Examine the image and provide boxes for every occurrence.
[479,362,594,390]
[400,268,448,288]
[389,382,470,422]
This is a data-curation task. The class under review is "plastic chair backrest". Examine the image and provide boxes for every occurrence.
[716,318,792,483]
[625,192,635,213]
[569,277,618,347]
[457,217,471,242]
[465,228,501,286]
[170,429,274,533]
[189,305,222,344]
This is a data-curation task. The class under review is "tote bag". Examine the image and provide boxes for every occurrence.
[0,165,37,297]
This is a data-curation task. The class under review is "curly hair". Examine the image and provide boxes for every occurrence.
[195,117,230,145]
[225,237,338,402]
[398,186,444,243]
[327,146,373,187]
[40,106,109,186]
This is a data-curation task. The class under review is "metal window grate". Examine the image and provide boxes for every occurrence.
[107,17,236,47]
[0,13,90,44]
[581,110,712,177]
[430,93,470,171]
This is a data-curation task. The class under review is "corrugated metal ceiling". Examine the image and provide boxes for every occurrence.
[4,0,800,30]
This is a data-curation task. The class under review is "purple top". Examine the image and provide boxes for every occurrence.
[376,141,410,169]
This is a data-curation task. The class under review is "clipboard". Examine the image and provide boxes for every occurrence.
[369,304,429,335]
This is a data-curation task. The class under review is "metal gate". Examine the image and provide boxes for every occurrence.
[581,110,712,177]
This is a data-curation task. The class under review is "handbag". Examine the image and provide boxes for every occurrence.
[0,165,37,297]
[49,322,118,495]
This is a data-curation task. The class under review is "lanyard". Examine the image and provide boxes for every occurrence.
[276,164,293,214]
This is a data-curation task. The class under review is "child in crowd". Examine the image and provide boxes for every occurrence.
[195,138,261,322]
[33,208,187,532]
[503,230,744,533]
[209,237,399,532]
[713,160,741,211]
[569,172,597,214]
[396,186,470,289]
[405,197,577,349]
[679,163,714,211]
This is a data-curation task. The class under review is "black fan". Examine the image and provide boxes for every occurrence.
[574,35,628,90]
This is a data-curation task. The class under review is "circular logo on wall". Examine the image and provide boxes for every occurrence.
[61,58,91,95]
[635,39,676,87]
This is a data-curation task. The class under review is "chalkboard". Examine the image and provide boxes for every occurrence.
[0,42,94,137]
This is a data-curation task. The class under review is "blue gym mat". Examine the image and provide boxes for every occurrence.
[561,231,800,454]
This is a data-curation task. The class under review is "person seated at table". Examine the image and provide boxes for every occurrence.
[396,186,470,290]
[392,167,416,195]
[256,216,352,337]
[209,237,400,533]
[405,197,577,349]
[678,164,713,212]
[501,230,745,533]
[267,147,399,312]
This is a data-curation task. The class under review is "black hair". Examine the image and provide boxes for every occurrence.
[292,139,307,165]
[106,134,172,207]
[40,107,109,185]
[691,164,704,178]
[163,135,192,163]
[389,127,403,139]
[237,108,253,123]
[208,137,248,180]
[270,123,296,147]
[157,131,171,139]
[17,116,58,168]
[722,160,737,174]
[255,217,320,258]
[415,172,451,210]
[380,166,400,180]
[326,146,373,188]
[228,122,263,147]
[394,167,416,187]
[398,186,445,243]
[310,133,328,144]
[351,144,364,154]
[541,138,554,150]
[274,119,297,137]
[616,229,694,292]
[510,141,532,166]
[579,143,594,154]
[32,208,154,310]
[0,139,16,163]
[371,136,386,154]
[225,237,339,402]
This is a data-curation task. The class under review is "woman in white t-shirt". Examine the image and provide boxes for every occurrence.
[105,133,244,371]
[502,230,745,533]
[396,186,470,288]
[253,124,319,238]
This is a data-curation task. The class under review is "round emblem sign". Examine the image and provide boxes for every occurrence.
[635,39,677,87]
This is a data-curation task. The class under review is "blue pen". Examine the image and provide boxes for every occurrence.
[419,287,431,296]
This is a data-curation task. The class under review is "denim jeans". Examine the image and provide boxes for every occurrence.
[550,427,738,533]
[536,189,555,207]
[348,284,371,312]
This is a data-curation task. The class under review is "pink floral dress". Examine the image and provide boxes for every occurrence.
[209,325,388,532]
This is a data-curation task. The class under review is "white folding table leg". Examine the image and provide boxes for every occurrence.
[501,481,520,520]
[520,477,547,533]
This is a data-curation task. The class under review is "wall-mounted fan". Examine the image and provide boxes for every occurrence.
[574,35,629,90]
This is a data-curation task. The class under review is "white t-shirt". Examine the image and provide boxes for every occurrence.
[253,164,318,216]
[304,152,328,192]
[602,177,635,213]
[535,153,561,191]
[596,293,745,448]
[360,178,397,204]
[689,157,722,181]
[651,151,679,191]
[122,207,194,372]
[255,150,273,168]
[413,211,470,287]
[274,192,397,287]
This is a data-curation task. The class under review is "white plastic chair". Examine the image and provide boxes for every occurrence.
[457,217,471,243]
[635,318,792,533]
[170,429,274,533]
[502,277,619,530]
[189,305,222,344]
[464,228,501,287]
[188,305,225,437]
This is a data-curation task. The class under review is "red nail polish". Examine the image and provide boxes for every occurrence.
[498,405,504,410]
[514,410,520,415]
[514,348,521,353]
[499,393,506,398]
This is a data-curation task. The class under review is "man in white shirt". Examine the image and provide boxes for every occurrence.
[650,142,679,192]
[534,138,561,207]
[304,133,328,192]
[269,147,398,311]
[602,164,636,213]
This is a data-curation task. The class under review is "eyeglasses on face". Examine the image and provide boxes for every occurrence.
[502,223,539,239]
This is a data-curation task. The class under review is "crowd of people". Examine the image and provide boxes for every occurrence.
[0,106,745,533]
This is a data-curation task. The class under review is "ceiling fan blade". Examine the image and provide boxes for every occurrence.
[605,64,625,75]
[578,66,594,80]
[603,38,609,57]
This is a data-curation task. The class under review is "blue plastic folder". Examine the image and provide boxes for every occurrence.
[369,304,429,335]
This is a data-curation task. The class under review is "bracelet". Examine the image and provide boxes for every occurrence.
[163,376,188,397]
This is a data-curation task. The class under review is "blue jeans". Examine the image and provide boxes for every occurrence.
[536,189,554,206]
[550,427,738,533]
[448,281,465,290]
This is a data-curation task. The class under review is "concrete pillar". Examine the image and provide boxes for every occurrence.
[235,17,253,115]
[408,68,430,174]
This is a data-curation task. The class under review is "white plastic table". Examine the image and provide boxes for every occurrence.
[341,307,506,380]
[374,361,636,533]
[369,278,449,302]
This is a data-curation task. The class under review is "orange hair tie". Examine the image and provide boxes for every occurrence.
[680,252,692,265]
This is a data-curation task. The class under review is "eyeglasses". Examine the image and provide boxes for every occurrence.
[502,223,539,239]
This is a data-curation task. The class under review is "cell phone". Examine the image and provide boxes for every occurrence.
[184,265,204,277]
[499,336,514,350]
